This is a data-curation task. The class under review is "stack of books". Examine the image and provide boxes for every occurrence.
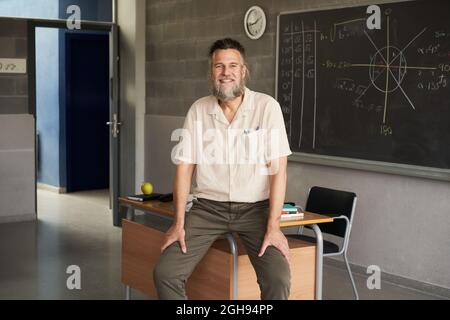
[281,203,304,221]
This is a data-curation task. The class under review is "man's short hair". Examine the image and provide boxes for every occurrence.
[208,38,246,60]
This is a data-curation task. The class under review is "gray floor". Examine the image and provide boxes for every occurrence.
[0,189,444,300]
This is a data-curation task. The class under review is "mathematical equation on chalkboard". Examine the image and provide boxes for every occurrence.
[277,20,320,149]
[0,58,27,74]
[277,12,449,147]
[276,0,450,172]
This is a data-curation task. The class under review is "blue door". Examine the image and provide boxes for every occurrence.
[65,33,110,192]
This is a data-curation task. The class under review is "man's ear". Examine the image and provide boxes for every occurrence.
[242,64,250,81]
[242,64,248,79]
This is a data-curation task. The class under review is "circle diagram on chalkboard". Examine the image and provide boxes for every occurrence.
[369,45,407,93]
[352,17,437,125]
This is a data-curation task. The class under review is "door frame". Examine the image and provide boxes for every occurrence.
[28,18,121,226]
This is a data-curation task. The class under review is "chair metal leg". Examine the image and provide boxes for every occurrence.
[126,206,134,220]
[310,224,323,300]
[344,253,359,300]
[225,233,238,300]
[125,285,131,300]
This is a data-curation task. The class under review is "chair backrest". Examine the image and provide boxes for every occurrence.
[305,186,357,238]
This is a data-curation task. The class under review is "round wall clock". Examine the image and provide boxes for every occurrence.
[244,6,266,40]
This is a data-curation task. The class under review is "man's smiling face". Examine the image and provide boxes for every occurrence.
[210,49,246,102]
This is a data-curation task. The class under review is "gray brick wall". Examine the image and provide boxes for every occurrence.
[0,18,28,114]
[146,0,406,116]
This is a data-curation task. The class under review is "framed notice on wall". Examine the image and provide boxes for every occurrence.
[0,58,27,74]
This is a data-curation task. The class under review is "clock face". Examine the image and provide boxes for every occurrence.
[244,6,266,40]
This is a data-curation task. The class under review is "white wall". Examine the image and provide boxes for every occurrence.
[0,115,35,223]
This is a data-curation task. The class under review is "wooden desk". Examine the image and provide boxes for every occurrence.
[119,197,333,300]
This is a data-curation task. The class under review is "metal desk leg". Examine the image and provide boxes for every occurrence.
[126,206,134,220]
[311,224,323,300]
[225,234,238,300]
[125,285,131,300]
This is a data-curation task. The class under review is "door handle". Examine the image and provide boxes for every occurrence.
[106,113,121,138]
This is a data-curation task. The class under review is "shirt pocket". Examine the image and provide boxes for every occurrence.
[240,130,266,163]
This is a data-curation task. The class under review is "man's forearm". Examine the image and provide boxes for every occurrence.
[267,157,288,230]
[173,164,195,228]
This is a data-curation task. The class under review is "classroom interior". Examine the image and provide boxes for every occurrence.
[0,0,448,300]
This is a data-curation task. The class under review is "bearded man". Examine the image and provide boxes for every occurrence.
[153,38,293,300]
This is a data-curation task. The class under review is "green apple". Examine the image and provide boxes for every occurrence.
[141,182,153,195]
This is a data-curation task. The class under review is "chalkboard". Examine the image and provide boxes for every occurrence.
[276,0,450,178]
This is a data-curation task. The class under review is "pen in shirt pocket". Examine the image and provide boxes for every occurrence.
[244,126,260,134]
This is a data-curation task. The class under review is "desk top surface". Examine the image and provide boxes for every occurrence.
[119,197,333,227]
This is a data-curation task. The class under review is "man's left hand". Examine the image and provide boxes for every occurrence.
[258,228,291,266]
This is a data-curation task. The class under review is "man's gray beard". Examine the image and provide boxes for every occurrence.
[211,80,245,102]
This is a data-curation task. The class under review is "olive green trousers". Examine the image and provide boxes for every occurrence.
[153,197,291,300]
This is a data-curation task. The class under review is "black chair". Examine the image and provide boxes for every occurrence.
[287,186,359,299]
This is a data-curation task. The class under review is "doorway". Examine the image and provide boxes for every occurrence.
[31,22,120,225]
[65,32,110,192]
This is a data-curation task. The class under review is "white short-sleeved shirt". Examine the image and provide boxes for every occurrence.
[173,87,292,202]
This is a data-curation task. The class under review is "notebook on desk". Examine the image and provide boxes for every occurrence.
[126,193,173,202]
[126,193,162,201]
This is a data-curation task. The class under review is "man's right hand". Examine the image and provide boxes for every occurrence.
[161,224,187,254]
